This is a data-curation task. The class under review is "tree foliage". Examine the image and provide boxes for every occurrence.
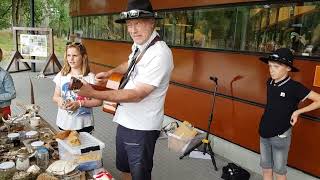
[0,0,12,28]
[0,0,70,37]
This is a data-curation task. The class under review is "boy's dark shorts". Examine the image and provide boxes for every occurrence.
[116,125,160,180]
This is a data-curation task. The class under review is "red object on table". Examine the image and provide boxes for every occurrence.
[0,106,11,120]
[93,170,113,180]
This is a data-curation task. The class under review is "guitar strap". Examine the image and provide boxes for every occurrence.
[119,36,160,89]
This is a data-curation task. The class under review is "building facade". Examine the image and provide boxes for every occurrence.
[69,0,320,177]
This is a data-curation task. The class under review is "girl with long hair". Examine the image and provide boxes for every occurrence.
[52,43,102,133]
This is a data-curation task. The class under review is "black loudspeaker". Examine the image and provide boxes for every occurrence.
[221,163,250,180]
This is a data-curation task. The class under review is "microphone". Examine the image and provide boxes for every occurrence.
[209,76,218,84]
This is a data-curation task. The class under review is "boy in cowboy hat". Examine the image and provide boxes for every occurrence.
[77,0,173,180]
[0,48,16,119]
[258,48,320,180]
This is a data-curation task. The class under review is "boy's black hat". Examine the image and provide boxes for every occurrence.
[115,0,162,24]
[259,48,299,72]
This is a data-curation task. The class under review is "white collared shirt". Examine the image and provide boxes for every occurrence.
[113,31,174,130]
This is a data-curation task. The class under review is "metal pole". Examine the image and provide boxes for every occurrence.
[30,0,36,72]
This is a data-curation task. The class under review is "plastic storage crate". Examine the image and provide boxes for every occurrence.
[57,132,105,171]
[167,121,197,153]
[167,132,193,153]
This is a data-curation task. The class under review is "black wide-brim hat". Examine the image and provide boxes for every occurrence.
[115,0,162,24]
[259,48,299,72]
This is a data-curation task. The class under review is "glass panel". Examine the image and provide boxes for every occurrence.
[163,12,175,46]
[91,16,98,39]
[155,12,165,38]
[237,2,320,57]
[195,7,237,49]
[173,11,190,46]
[297,2,320,57]
[88,16,93,38]
[99,16,108,39]
[80,17,87,38]
[71,1,320,58]
[102,14,125,41]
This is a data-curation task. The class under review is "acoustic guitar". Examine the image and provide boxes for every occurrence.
[68,73,123,114]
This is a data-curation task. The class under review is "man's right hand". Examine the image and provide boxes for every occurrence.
[95,71,112,86]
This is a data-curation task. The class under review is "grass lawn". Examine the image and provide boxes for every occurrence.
[0,30,14,60]
[0,30,67,63]
[54,36,68,59]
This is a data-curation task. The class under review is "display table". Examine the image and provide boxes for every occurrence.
[0,115,57,179]
[0,114,112,180]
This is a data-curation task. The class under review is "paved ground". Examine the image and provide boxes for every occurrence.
[3,60,262,179]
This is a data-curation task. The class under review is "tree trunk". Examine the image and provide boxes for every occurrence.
[42,0,50,27]
[11,0,19,26]
[17,0,23,26]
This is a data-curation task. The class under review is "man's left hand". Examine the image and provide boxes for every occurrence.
[78,80,94,98]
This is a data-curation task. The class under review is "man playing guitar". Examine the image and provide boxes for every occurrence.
[77,1,174,180]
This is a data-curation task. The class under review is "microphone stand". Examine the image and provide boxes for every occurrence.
[179,76,218,171]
